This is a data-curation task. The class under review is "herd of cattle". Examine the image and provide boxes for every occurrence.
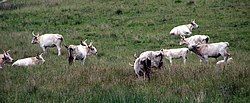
[131,20,232,80]
[0,20,232,80]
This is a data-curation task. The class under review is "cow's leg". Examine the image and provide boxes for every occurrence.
[40,45,46,53]
[169,57,173,66]
[137,73,140,79]
[183,56,187,65]
[203,55,209,64]
[56,45,61,56]
[143,72,146,80]
[223,52,229,63]
[145,59,151,81]
[158,61,163,69]
[82,58,86,65]
[146,70,150,81]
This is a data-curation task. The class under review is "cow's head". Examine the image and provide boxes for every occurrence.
[31,31,40,44]
[81,40,97,55]
[36,53,45,62]
[190,20,199,29]
[87,42,97,55]
[2,50,13,63]
[188,44,204,57]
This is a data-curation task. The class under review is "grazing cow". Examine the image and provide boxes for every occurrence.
[0,50,13,68]
[12,53,45,67]
[162,48,189,65]
[170,20,199,36]
[65,40,97,65]
[189,42,230,64]
[133,50,164,80]
[179,35,209,47]
[31,31,63,56]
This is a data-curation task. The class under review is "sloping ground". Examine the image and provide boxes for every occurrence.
[0,0,249,102]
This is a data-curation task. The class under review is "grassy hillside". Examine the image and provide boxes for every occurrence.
[0,0,249,102]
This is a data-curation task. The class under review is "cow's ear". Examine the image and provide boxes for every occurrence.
[133,53,138,59]
[3,53,7,59]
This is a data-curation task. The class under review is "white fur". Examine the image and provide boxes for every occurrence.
[138,51,163,68]
[0,58,4,68]
[170,20,199,36]
[216,57,233,69]
[31,32,63,56]
[0,50,13,68]
[65,40,97,65]
[134,50,164,80]
[162,48,189,65]
[12,54,45,67]
[180,35,209,47]
[189,42,230,63]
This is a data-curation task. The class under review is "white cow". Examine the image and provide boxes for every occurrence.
[189,42,230,64]
[170,20,199,36]
[179,35,209,47]
[65,40,97,65]
[162,48,189,65]
[12,53,45,67]
[0,50,13,68]
[133,50,164,80]
[31,31,63,56]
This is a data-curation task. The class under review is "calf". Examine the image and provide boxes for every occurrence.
[216,57,233,69]
[65,40,97,65]
[189,42,230,63]
[0,50,13,68]
[162,48,189,65]
[12,53,45,67]
[31,31,63,56]
[170,20,199,36]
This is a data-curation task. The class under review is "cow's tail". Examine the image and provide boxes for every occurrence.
[68,48,74,65]
[58,35,63,41]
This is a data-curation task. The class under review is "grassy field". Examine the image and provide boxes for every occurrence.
[0,0,249,102]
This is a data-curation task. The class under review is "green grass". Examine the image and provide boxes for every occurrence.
[0,0,249,102]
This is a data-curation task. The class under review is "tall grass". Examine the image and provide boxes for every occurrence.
[0,0,249,102]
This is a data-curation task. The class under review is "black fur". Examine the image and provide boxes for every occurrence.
[58,37,63,41]
[208,54,221,58]
[156,53,164,69]
[141,58,151,81]
[205,37,209,43]
[68,48,74,65]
